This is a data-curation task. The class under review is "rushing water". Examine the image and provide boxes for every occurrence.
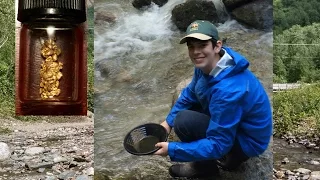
[94,1,273,179]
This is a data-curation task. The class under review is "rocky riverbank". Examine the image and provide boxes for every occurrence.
[0,113,94,180]
[273,135,320,180]
[273,168,320,180]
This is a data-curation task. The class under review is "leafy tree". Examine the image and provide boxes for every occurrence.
[274,24,320,83]
[274,0,320,34]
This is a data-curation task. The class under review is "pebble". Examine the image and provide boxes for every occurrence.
[38,168,46,173]
[86,167,94,176]
[275,171,285,178]
[285,170,295,175]
[281,157,290,164]
[24,147,45,155]
[58,170,76,180]
[294,168,312,174]
[0,142,11,161]
[53,156,68,163]
[309,160,320,165]
[45,176,56,180]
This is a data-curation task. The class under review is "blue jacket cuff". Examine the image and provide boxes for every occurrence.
[168,142,176,161]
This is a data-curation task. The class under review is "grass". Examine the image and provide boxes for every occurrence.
[0,127,11,134]
[0,0,15,118]
[273,83,320,137]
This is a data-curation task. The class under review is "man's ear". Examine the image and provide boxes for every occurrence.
[214,40,222,53]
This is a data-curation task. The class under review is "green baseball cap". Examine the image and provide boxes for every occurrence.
[179,20,219,44]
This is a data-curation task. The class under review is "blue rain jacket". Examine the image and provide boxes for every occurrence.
[166,47,272,162]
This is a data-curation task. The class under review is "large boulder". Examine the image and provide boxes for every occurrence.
[132,0,151,9]
[132,0,168,9]
[171,78,273,179]
[218,140,273,179]
[152,0,168,7]
[231,0,272,31]
[222,0,253,11]
[171,0,220,31]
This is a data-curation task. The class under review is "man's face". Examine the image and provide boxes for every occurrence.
[187,39,220,72]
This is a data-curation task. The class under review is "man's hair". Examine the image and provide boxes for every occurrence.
[211,39,224,57]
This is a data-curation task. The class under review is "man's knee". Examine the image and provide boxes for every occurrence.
[174,110,188,130]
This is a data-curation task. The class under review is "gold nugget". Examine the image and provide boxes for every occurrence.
[39,38,63,99]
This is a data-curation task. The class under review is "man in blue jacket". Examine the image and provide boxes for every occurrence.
[154,20,272,178]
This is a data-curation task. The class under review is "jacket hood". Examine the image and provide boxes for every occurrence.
[211,47,250,82]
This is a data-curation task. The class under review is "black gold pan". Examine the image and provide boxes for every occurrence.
[124,123,168,155]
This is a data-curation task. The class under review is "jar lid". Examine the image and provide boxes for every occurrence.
[17,0,86,23]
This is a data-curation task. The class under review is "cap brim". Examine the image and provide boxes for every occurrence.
[179,33,212,44]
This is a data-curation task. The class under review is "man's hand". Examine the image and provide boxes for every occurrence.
[154,142,169,156]
[160,120,172,134]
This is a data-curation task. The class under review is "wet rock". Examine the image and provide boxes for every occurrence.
[25,147,45,155]
[231,0,272,31]
[132,0,168,9]
[222,0,252,10]
[116,69,133,83]
[171,0,220,31]
[0,142,10,161]
[132,0,151,9]
[152,0,168,7]
[310,171,320,180]
[58,170,76,180]
[95,10,116,24]
[293,168,311,175]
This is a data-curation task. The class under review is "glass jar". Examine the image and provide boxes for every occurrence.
[16,0,87,115]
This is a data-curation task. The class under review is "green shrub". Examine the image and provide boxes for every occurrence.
[273,83,320,136]
[0,0,15,117]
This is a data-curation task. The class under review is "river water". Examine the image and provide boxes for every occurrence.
[94,0,273,179]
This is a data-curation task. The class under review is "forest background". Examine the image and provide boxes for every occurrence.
[273,0,320,138]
